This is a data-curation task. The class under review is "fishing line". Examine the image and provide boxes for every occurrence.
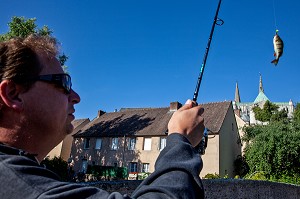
[272,0,278,32]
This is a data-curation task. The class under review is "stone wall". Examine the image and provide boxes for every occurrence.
[83,179,300,198]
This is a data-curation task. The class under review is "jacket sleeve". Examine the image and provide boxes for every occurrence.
[131,133,205,199]
[0,133,204,199]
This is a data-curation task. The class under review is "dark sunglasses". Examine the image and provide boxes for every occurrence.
[34,73,72,94]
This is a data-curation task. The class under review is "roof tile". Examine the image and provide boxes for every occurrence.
[75,101,232,137]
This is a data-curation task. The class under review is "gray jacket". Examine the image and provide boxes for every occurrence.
[0,133,204,199]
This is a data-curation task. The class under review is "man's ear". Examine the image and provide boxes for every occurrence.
[0,80,24,112]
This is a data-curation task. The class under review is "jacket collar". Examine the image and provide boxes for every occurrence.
[0,143,39,163]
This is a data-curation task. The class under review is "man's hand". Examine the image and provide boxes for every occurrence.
[168,99,205,147]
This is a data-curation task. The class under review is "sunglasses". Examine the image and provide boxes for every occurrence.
[34,73,72,94]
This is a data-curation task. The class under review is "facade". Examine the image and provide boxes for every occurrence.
[233,74,294,125]
[200,102,242,177]
[47,118,90,161]
[70,101,241,178]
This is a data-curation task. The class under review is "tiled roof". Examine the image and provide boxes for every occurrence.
[75,101,232,138]
[201,101,232,133]
[72,118,90,129]
[75,108,172,137]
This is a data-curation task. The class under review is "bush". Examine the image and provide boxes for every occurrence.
[138,172,151,180]
[203,173,221,179]
[87,165,128,180]
[41,156,69,181]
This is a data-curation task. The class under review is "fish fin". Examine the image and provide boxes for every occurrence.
[274,52,276,57]
[271,59,278,66]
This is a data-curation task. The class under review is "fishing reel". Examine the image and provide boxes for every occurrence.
[194,128,208,155]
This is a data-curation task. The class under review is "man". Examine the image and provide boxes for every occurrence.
[0,34,205,198]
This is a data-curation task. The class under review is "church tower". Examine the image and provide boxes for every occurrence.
[259,73,264,93]
[254,74,269,104]
[235,82,241,103]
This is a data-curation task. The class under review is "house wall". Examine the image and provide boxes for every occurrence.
[200,135,220,178]
[47,119,90,161]
[47,141,63,159]
[136,136,161,172]
[235,114,248,154]
[70,135,166,174]
[219,106,241,177]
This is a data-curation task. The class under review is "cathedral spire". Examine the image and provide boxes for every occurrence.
[259,73,264,93]
[235,81,241,103]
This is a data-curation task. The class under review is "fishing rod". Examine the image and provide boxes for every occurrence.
[192,0,224,102]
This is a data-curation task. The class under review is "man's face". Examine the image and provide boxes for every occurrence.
[21,52,80,147]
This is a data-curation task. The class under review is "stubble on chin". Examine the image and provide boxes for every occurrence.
[65,123,74,135]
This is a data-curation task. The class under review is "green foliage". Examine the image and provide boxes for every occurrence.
[138,172,151,180]
[243,121,300,185]
[41,156,69,181]
[270,174,300,185]
[234,155,250,177]
[0,16,68,69]
[203,173,231,179]
[0,16,40,41]
[87,165,128,180]
[242,125,264,143]
[58,54,69,68]
[294,103,300,122]
[244,171,268,181]
[252,101,283,122]
[203,173,221,179]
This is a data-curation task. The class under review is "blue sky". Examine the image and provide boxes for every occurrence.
[1,0,299,120]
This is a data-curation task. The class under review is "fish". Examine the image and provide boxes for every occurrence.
[271,32,284,66]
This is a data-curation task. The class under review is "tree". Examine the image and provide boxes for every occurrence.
[294,103,300,122]
[243,121,300,184]
[0,16,68,68]
[41,156,70,181]
[252,100,287,122]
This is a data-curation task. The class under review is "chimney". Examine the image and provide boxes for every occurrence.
[97,110,106,118]
[234,109,241,117]
[170,101,182,112]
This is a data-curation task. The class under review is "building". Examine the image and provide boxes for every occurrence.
[233,74,295,154]
[47,118,90,161]
[70,101,241,178]
[233,74,294,125]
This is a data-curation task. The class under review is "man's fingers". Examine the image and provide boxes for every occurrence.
[198,107,204,115]
[178,99,197,111]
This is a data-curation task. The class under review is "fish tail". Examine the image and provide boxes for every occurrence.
[271,59,278,66]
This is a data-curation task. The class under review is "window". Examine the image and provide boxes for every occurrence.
[142,163,150,173]
[95,138,102,150]
[81,159,88,173]
[160,137,167,151]
[84,138,90,149]
[111,137,118,150]
[129,162,137,172]
[128,138,136,150]
[143,138,152,150]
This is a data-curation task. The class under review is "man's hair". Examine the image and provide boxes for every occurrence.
[0,34,59,91]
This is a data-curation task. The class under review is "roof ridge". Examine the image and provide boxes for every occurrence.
[119,107,169,112]
[201,101,231,105]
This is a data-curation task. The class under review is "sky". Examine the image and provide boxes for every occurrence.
[1,0,300,120]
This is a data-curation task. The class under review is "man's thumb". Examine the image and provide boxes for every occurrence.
[178,99,195,111]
